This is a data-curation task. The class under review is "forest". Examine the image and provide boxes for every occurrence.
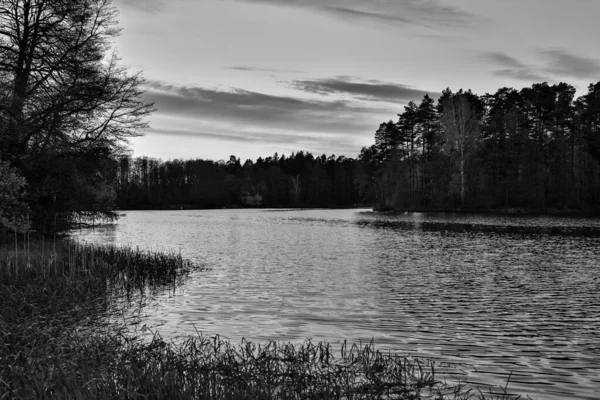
[357,81,600,213]
[116,80,600,214]
[115,152,362,209]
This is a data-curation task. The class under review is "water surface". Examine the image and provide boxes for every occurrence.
[74,209,600,400]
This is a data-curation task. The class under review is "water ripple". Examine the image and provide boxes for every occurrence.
[74,209,600,400]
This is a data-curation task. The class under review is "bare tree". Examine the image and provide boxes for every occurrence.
[440,91,481,205]
[0,0,154,160]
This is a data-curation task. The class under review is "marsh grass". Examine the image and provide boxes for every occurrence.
[0,236,199,289]
[0,237,522,399]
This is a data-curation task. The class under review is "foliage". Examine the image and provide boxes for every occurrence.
[114,152,363,210]
[0,0,154,233]
[241,192,263,207]
[359,80,600,213]
[439,90,482,205]
[0,160,30,232]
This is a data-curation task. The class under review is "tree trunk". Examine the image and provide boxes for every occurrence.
[460,158,465,206]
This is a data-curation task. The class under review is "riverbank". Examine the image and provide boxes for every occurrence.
[0,238,520,399]
[115,204,373,211]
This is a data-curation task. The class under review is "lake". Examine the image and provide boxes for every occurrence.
[73,209,600,400]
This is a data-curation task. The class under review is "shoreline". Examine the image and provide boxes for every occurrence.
[113,205,598,218]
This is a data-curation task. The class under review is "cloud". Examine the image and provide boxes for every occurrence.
[141,80,409,155]
[113,0,165,12]
[484,52,527,69]
[290,77,437,103]
[484,50,600,83]
[139,80,402,157]
[483,52,549,82]
[227,66,278,72]
[493,69,549,82]
[540,50,600,80]
[148,127,322,145]
[233,0,485,29]
[147,126,363,158]
[226,66,304,74]
[143,80,388,134]
[409,32,461,43]
[322,6,414,25]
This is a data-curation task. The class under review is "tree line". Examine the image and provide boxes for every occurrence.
[357,82,600,213]
[115,152,362,209]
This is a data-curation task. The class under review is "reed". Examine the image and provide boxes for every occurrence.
[0,236,201,291]
[0,238,521,399]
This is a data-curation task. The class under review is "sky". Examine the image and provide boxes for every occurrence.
[112,0,600,162]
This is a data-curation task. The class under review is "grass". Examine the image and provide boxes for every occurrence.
[0,236,523,399]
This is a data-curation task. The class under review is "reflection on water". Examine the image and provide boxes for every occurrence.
[74,209,600,400]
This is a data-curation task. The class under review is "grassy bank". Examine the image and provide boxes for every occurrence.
[1,238,521,399]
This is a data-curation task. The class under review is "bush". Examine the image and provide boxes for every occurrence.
[0,160,30,233]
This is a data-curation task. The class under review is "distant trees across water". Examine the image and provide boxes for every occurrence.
[357,81,600,213]
[118,81,600,214]
[115,152,363,209]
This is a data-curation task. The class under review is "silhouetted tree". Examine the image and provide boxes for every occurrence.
[439,89,482,206]
[0,160,30,233]
[0,0,153,232]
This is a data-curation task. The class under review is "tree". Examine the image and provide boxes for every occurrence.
[481,87,526,208]
[0,159,30,233]
[574,81,600,211]
[439,90,482,206]
[374,120,400,161]
[0,0,154,231]
[416,94,440,207]
[398,101,419,208]
[577,82,600,161]
[359,81,600,213]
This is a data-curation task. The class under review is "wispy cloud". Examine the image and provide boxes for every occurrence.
[540,50,600,80]
[141,80,398,156]
[484,50,600,83]
[148,127,320,145]
[484,53,527,70]
[148,126,361,155]
[143,80,386,134]
[114,0,165,12]
[226,66,304,74]
[484,52,549,82]
[227,66,278,72]
[322,6,413,25]
[493,69,549,83]
[290,77,437,103]
[233,0,485,29]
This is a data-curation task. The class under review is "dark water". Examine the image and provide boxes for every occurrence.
[74,209,600,400]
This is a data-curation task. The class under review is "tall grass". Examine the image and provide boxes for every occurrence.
[0,237,522,399]
[1,236,199,288]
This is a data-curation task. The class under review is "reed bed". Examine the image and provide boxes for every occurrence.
[0,238,522,399]
[0,237,200,289]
